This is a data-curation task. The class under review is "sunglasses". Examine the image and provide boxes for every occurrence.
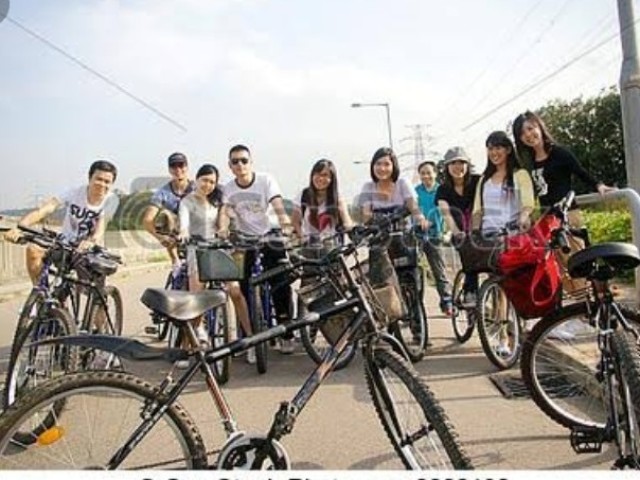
[230,157,250,166]
[170,162,187,169]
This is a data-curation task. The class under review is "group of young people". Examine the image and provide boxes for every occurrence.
[4,109,613,367]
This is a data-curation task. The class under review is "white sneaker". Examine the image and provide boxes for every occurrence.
[195,325,210,347]
[246,348,256,365]
[495,343,512,357]
[171,261,183,279]
[174,359,190,369]
[547,319,588,340]
[279,338,294,355]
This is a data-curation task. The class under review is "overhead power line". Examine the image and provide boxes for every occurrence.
[461,15,640,132]
[7,16,187,133]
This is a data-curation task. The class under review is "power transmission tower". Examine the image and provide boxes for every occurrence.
[400,124,440,183]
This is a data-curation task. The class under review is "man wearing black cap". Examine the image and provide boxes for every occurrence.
[142,152,195,270]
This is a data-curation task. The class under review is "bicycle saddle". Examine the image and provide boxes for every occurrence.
[567,242,640,279]
[141,288,227,321]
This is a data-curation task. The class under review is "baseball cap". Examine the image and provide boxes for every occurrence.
[443,146,470,165]
[167,152,188,166]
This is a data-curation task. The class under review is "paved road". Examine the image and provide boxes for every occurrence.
[0,267,622,470]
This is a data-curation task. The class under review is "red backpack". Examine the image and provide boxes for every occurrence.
[497,215,562,319]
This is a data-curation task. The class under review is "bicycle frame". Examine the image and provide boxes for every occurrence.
[100,244,396,469]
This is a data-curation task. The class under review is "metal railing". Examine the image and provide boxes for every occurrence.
[575,187,640,299]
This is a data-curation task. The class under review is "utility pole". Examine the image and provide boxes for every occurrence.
[618,0,640,194]
[401,124,440,183]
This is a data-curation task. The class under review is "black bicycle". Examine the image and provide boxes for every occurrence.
[1,225,122,416]
[0,210,472,470]
[521,239,640,469]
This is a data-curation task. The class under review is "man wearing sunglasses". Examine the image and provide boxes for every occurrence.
[142,152,195,272]
[219,144,296,354]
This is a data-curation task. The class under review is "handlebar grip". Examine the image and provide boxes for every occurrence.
[250,263,296,286]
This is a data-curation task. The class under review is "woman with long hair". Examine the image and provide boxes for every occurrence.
[291,159,353,241]
[179,164,253,364]
[472,131,535,233]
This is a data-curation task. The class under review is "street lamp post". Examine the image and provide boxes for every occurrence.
[351,102,394,151]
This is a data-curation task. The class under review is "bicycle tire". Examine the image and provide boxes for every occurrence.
[3,306,77,445]
[88,285,124,335]
[476,278,521,370]
[0,371,207,470]
[391,270,427,363]
[251,286,268,375]
[208,303,231,384]
[156,272,175,341]
[451,270,475,343]
[520,302,640,430]
[364,348,473,469]
[611,329,640,465]
[299,321,357,371]
[7,290,46,362]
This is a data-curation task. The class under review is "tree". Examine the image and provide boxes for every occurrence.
[532,87,626,191]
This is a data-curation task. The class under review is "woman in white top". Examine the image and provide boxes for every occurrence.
[291,159,353,243]
[179,164,252,358]
[471,131,535,233]
[357,147,427,228]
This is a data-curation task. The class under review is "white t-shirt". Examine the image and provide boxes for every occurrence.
[481,180,519,234]
[223,172,282,235]
[356,178,416,212]
[58,186,117,242]
[294,189,339,238]
[178,194,219,240]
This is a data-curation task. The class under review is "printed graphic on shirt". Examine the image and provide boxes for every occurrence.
[532,167,548,197]
[69,204,102,239]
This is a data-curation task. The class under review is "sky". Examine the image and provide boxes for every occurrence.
[0,0,635,210]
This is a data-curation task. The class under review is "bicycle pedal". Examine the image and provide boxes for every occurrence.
[570,427,604,454]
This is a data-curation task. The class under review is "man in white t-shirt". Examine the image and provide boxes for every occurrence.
[218,144,296,353]
[5,160,119,284]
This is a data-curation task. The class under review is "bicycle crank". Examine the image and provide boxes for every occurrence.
[216,433,290,470]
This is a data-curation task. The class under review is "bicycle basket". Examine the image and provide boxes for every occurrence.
[456,230,503,273]
[197,248,245,282]
[84,253,119,277]
[386,230,419,269]
[299,277,356,346]
[365,246,407,327]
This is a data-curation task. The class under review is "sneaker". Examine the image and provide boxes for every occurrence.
[279,338,294,355]
[174,359,190,369]
[440,299,453,316]
[195,325,210,347]
[246,348,257,365]
[462,292,477,308]
[171,261,183,279]
[495,343,512,357]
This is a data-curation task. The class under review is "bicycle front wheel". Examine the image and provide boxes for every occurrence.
[4,306,77,409]
[476,278,522,370]
[364,348,472,469]
[391,271,428,363]
[0,371,207,470]
[451,270,475,343]
[521,302,624,430]
[208,303,231,384]
[251,287,268,375]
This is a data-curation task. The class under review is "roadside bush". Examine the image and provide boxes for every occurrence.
[582,209,632,244]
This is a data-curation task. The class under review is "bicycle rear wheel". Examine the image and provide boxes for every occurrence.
[451,270,475,343]
[0,371,207,470]
[476,278,521,370]
[208,303,231,384]
[391,270,428,363]
[521,302,622,430]
[364,348,472,469]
